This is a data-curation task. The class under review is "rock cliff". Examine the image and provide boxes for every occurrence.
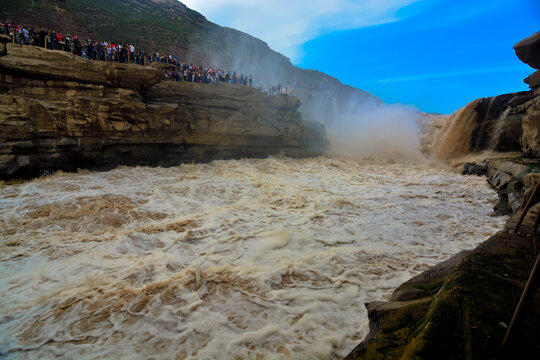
[0,43,327,179]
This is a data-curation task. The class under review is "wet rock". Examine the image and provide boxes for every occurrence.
[494,198,513,216]
[345,298,432,360]
[506,180,524,213]
[391,250,471,301]
[462,162,487,176]
[345,229,540,360]
[488,160,529,179]
[487,167,514,191]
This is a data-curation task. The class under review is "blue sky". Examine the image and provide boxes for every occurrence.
[183,0,539,114]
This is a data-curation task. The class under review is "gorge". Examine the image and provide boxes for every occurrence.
[1,1,540,360]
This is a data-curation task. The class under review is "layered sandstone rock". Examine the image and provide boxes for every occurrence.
[0,44,327,179]
[0,43,162,90]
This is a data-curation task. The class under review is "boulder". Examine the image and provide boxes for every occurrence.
[514,30,540,69]
[524,69,540,89]
[462,162,487,176]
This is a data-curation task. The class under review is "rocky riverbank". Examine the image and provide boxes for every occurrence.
[0,41,327,179]
[345,31,540,360]
[345,157,540,359]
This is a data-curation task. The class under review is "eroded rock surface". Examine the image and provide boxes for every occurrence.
[0,44,327,178]
[514,30,540,70]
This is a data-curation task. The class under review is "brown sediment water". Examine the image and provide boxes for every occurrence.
[0,156,506,359]
[433,100,480,160]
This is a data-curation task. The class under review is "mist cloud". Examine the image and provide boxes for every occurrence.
[181,0,420,62]
[328,101,424,161]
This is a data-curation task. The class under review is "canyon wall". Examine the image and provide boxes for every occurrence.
[0,43,327,179]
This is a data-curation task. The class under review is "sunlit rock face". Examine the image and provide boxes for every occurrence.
[0,44,327,179]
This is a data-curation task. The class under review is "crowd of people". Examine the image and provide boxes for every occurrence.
[258,84,294,96]
[164,64,253,85]
[0,21,256,87]
[1,21,332,96]
[258,82,328,97]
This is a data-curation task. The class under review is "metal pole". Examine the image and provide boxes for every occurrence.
[513,181,540,233]
[501,251,540,349]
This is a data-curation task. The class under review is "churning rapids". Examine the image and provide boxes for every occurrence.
[0,156,506,360]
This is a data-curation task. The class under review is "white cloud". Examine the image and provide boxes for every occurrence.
[181,0,419,63]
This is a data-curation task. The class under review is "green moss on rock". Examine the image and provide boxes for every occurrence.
[347,232,539,360]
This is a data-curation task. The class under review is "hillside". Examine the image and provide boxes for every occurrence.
[0,0,380,124]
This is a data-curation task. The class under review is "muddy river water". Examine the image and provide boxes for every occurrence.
[0,156,506,359]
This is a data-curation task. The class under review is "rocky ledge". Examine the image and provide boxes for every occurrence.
[0,43,327,179]
[515,31,540,89]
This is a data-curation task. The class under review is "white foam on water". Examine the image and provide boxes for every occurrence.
[0,156,506,359]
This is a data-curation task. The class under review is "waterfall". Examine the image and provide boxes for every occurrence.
[487,108,511,151]
[473,95,498,150]
[432,100,481,160]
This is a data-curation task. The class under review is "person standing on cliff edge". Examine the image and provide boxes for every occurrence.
[73,36,81,56]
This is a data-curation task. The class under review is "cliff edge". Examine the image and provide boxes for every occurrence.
[0,43,327,179]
